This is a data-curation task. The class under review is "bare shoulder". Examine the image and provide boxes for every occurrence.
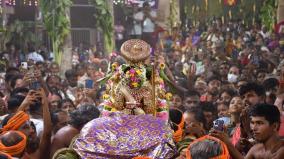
[55,125,79,137]
[273,141,284,159]
[246,143,264,159]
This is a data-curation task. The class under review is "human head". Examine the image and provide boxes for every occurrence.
[143,2,151,12]
[256,69,267,84]
[1,111,35,139]
[59,98,76,113]
[217,102,230,118]
[69,104,100,130]
[10,87,29,97]
[10,75,24,90]
[219,62,229,77]
[46,75,62,90]
[51,110,70,134]
[227,65,240,83]
[49,62,60,75]
[7,95,25,113]
[200,102,217,131]
[194,80,207,95]
[183,107,206,137]
[170,94,183,111]
[183,90,200,110]
[65,69,77,87]
[186,135,229,159]
[75,64,86,77]
[263,78,279,105]
[217,88,237,104]
[249,103,280,142]
[239,82,265,107]
[207,76,221,96]
[0,131,27,157]
[48,90,62,110]
[229,96,244,115]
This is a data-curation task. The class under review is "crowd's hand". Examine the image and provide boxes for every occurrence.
[187,63,196,77]
[20,90,41,110]
[235,137,254,153]
[38,88,47,105]
[209,129,231,145]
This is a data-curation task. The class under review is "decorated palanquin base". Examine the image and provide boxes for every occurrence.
[73,113,176,159]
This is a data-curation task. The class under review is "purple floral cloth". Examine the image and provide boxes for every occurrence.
[73,113,176,159]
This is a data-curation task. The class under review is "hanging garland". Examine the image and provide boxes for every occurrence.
[39,0,72,65]
[90,0,114,54]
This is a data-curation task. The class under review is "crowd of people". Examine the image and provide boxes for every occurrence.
[0,1,284,158]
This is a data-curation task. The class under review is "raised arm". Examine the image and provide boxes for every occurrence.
[38,88,52,159]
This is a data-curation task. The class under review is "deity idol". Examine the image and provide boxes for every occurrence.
[101,39,170,121]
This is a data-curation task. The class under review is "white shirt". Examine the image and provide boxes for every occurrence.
[30,118,44,137]
[131,12,143,35]
[142,11,157,33]
[27,52,44,62]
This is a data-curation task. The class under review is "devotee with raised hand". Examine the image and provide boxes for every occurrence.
[1,88,52,159]
[210,104,284,159]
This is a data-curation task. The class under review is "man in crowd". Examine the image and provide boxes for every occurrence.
[211,104,284,159]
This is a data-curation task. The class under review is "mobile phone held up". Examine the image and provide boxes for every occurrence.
[85,79,94,89]
[213,119,224,132]
[30,81,41,90]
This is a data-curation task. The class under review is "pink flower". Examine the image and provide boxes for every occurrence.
[129,68,136,74]
[101,110,111,117]
[156,111,168,121]
[130,77,136,81]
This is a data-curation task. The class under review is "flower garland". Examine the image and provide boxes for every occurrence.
[123,67,146,89]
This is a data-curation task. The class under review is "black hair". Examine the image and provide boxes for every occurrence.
[46,75,61,84]
[1,113,14,127]
[185,107,207,127]
[206,75,221,84]
[262,78,279,91]
[7,95,25,112]
[184,90,201,98]
[219,88,238,98]
[169,109,183,125]
[69,104,100,129]
[5,67,19,75]
[10,87,29,97]
[35,61,45,66]
[200,102,217,115]
[239,82,265,97]
[249,103,280,128]
[189,137,224,159]
[169,109,183,131]
[10,74,23,89]
[50,110,68,125]
[65,69,77,79]
[4,73,16,83]
[59,98,75,109]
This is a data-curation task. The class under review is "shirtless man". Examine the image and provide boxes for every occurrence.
[50,104,100,158]
[211,103,284,159]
